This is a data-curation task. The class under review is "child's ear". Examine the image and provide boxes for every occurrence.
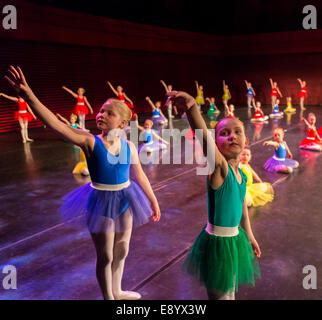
[245,137,249,147]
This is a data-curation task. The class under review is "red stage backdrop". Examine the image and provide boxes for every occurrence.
[0,0,321,133]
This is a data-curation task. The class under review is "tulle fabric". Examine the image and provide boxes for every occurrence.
[60,181,152,233]
[299,138,322,151]
[246,183,274,207]
[183,226,260,295]
[138,141,167,153]
[264,157,298,172]
[195,96,205,105]
[74,104,88,115]
[14,111,33,122]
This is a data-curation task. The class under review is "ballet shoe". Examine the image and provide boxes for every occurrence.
[115,291,142,300]
[27,138,34,142]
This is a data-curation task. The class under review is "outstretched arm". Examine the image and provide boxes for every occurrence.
[277,87,283,98]
[297,78,303,87]
[195,80,199,91]
[56,113,70,125]
[223,80,226,90]
[152,131,169,145]
[106,81,118,96]
[26,104,37,119]
[263,140,279,149]
[269,78,274,88]
[244,80,249,88]
[160,80,168,93]
[62,86,78,98]
[145,96,156,111]
[134,115,144,131]
[240,200,261,258]
[0,92,18,102]
[129,141,161,222]
[6,66,93,150]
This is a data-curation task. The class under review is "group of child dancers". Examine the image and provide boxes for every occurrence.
[1,66,319,300]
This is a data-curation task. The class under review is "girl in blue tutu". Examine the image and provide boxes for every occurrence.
[167,90,261,300]
[5,66,161,300]
[263,127,299,173]
[146,96,167,131]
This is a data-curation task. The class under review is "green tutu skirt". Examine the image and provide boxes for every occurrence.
[182,226,260,295]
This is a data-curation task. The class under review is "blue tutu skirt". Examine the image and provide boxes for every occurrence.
[152,115,167,124]
[264,157,298,172]
[60,181,152,233]
[138,141,167,153]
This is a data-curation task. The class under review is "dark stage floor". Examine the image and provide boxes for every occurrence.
[0,105,322,300]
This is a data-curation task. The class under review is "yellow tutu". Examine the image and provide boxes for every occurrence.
[222,89,231,101]
[284,105,296,113]
[73,149,89,176]
[195,90,205,105]
[240,163,274,207]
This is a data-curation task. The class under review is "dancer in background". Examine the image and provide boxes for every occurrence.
[269,78,282,110]
[244,80,256,108]
[168,90,261,300]
[6,66,161,301]
[195,80,205,109]
[297,78,307,111]
[160,80,178,122]
[299,113,322,151]
[239,148,274,207]
[107,81,134,111]
[284,97,296,113]
[225,104,235,118]
[251,102,269,122]
[62,86,93,130]
[222,80,231,109]
[269,99,284,118]
[56,113,82,129]
[263,127,299,173]
[206,97,220,117]
[0,92,36,143]
[145,96,167,130]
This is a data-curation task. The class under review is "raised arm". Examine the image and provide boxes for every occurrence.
[145,96,156,111]
[106,81,118,96]
[6,66,93,149]
[269,78,274,88]
[134,114,144,131]
[223,80,226,90]
[244,80,249,88]
[62,86,78,98]
[297,78,304,87]
[195,80,199,91]
[152,131,169,145]
[167,91,225,169]
[160,80,168,93]
[0,92,18,102]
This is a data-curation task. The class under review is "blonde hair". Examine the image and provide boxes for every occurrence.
[70,113,78,120]
[103,98,132,125]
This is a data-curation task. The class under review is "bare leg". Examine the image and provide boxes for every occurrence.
[271,96,277,110]
[79,114,86,130]
[300,97,306,110]
[18,119,27,143]
[247,96,252,108]
[25,121,33,142]
[90,229,115,300]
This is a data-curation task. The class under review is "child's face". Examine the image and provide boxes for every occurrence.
[273,82,277,87]
[144,120,153,129]
[168,85,173,91]
[70,116,77,124]
[240,149,251,164]
[303,81,306,86]
[273,129,284,142]
[155,101,161,108]
[117,86,123,93]
[287,97,291,102]
[256,102,261,108]
[96,102,125,131]
[77,88,85,95]
[229,105,235,111]
[215,118,246,159]
[199,85,203,90]
[308,115,316,125]
[211,97,215,103]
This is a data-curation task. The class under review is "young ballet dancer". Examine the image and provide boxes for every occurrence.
[222,80,231,108]
[297,78,307,111]
[62,86,93,130]
[145,96,167,130]
[225,104,235,118]
[206,97,219,117]
[160,80,178,120]
[0,92,36,143]
[56,113,89,175]
[299,113,322,151]
[6,66,161,301]
[263,127,299,173]
[251,102,269,122]
[166,90,261,300]
[270,99,284,118]
[284,97,296,113]
[107,81,134,110]
[239,148,274,207]
[195,80,205,107]
[269,78,283,110]
[134,115,168,154]
[244,80,256,108]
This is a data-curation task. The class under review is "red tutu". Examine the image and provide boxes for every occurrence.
[270,88,279,97]
[75,104,89,115]
[298,92,307,98]
[14,111,33,122]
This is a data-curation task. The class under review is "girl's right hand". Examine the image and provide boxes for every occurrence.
[166,91,196,111]
[151,201,161,222]
[5,66,31,98]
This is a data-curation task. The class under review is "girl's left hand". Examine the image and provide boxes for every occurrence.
[250,238,261,258]
[151,201,161,222]
[288,153,293,159]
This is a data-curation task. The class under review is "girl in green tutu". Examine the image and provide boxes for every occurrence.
[167,90,261,300]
